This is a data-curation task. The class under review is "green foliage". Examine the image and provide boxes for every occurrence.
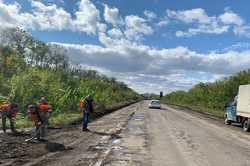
[0,28,140,125]
[162,70,250,117]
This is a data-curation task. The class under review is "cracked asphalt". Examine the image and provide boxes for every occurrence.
[1,101,250,166]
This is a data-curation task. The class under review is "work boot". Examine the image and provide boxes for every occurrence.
[37,136,48,142]
[82,128,90,132]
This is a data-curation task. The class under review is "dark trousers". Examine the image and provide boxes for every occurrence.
[1,113,15,133]
[37,116,48,139]
[82,112,89,129]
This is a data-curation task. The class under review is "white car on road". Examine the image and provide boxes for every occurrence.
[148,100,161,109]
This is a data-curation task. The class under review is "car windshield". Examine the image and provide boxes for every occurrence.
[151,101,160,105]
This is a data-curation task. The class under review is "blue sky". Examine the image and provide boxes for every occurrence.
[1,0,250,93]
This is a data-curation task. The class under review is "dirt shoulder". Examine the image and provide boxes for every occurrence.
[0,102,140,166]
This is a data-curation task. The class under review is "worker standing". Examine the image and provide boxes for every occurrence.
[38,97,52,140]
[80,95,95,131]
[0,103,19,133]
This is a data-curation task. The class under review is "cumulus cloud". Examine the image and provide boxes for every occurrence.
[52,41,250,93]
[0,1,35,29]
[0,1,155,43]
[157,19,169,27]
[144,10,157,20]
[54,42,250,93]
[124,15,153,41]
[2,0,250,93]
[0,0,101,34]
[233,25,250,38]
[30,1,72,31]
[72,0,101,34]
[107,28,124,39]
[167,8,212,24]
[175,24,229,37]
[167,8,250,38]
[218,10,244,26]
[103,4,123,26]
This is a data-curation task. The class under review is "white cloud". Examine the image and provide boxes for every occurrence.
[167,8,250,38]
[0,1,155,41]
[219,10,244,26]
[107,28,124,39]
[2,0,250,93]
[57,42,250,75]
[0,1,35,28]
[167,8,212,24]
[125,15,153,35]
[176,24,229,37]
[124,15,153,41]
[73,0,100,34]
[103,4,123,26]
[52,41,250,93]
[233,25,250,38]
[144,10,157,20]
[220,42,250,53]
[30,1,72,31]
[157,20,169,27]
[0,0,101,34]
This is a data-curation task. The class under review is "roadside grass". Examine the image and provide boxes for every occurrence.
[49,112,82,126]
[13,100,138,129]
[162,101,225,118]
[15,112,82,128]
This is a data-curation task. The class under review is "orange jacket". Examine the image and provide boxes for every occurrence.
[39,103,52,117]
[80,100,86,109]
[0,104,19,117]
[28,104,41,126]
[0,104,11,112]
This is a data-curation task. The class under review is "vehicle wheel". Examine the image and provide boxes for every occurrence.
[243,119,250,132]
[225,118,231,125]
[224,115,231,125]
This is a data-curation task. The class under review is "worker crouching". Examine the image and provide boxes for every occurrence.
[27,98,52,141]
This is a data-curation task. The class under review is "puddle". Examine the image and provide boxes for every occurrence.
[127,124,139,130]
[112,139,121,144]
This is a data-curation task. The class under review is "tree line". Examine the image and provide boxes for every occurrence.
[0,28,141,116]
[162,70,250,114]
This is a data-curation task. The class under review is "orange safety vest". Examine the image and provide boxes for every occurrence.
[80,100,86,109]
[0,104,18,118]
[0,104,11,112]
[39,103,52,117]
[28,105,41,126]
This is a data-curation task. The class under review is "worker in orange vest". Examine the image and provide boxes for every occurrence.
[27,103,42,141]
[26,97,52,141]
[0,103,19,133]
[38,97,52,139]
[80,95,95,131]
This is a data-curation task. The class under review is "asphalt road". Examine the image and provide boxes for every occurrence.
[147,103,250,166]
[2,101,250,166]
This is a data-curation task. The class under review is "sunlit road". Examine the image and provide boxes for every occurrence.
[4,101,250,166]
[146,103,250,166]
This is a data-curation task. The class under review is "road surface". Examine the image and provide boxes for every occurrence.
[1,101,250,166]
